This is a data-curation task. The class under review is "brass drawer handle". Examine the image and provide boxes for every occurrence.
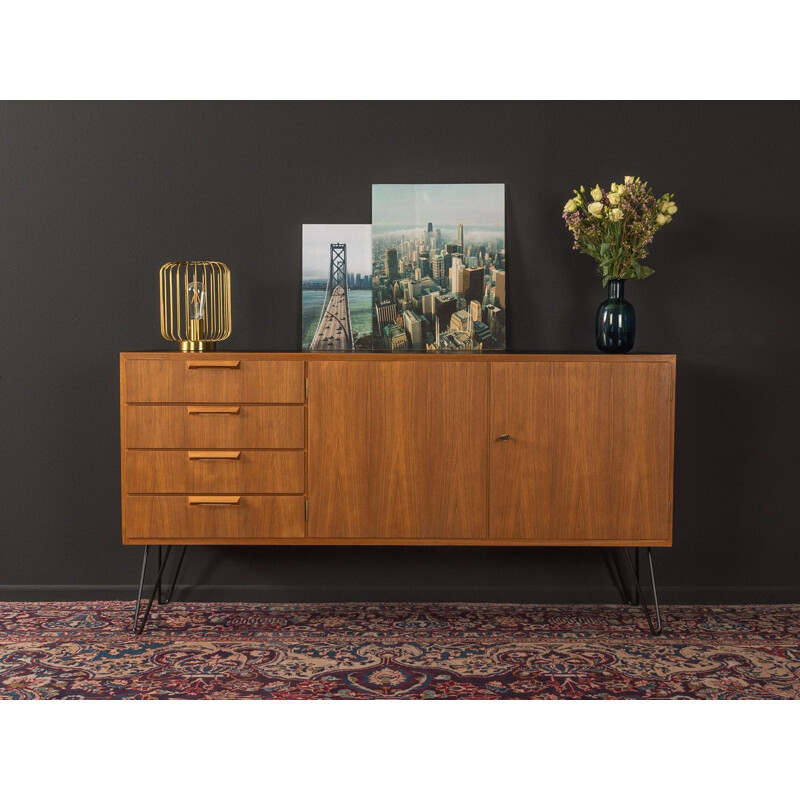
[187,451,241,460]
[187,360,241,369]
[187,406,241,415]
[188,495,241,505]
[497,433,511,441]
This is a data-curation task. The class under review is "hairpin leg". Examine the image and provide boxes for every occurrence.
[132,545,188,635]
[619,547,663,636]
[606,548,638,606]
[133,545,151,634]
[157,546,163,605]
[164,546,187,605]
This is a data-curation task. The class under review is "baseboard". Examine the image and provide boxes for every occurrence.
[1,584,799,604]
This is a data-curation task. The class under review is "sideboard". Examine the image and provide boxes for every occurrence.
[120,352,675,633]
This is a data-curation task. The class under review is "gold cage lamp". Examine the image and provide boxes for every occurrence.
[159,261,232,352]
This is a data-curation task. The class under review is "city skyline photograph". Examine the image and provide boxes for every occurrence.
[371,183,506,352]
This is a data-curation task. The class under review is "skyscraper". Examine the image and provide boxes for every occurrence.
[435,293,457,333]
[384,248,399,280]
[431,254,445,284]
[464,266,485,306]
[457,223,464,253]
[418,254,430,278]
[450,259,465,295]
[421,287,439,318]
[403,309,424,350]
[375,298,396,330]
[486,304,504,339]
[470,299,482,323]
[494,269,506,309]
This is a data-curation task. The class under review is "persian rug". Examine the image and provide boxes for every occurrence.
[0,602,798,699]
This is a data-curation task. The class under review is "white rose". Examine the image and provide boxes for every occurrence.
[610,182,619,193]
[624,175,635,184]
[563,198,579,213]
[590,184,603,202]
[608,208,623,222]
[588,202,604,217]
[656,213,668,226]
[667,202,678,215]
[607,192,619,206]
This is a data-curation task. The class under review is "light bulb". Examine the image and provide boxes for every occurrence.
[188,280,206,321]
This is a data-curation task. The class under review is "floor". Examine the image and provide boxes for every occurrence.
[0,602,798,699]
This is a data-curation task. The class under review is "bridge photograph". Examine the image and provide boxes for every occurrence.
[301,224,373,351]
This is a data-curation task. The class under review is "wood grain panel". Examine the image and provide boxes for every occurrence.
[489,362,672,542]
[609,362,673,543]
[125,404,304,448]
[125,495,305,540]
[124,358,304,403]
[307,360,489,539]
[125,450,305,494]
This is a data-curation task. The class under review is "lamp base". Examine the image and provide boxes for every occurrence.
[179,341,217,352]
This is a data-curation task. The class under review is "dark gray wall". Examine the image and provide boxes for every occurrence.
[1,101,798,602]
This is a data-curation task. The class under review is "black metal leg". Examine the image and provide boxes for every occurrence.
[164,546,187,605]
[132,545,179,635]
[620,547,663,636]
[606,548,638,606]
[157,546,163,605]
[644,548,662,633]
[132,545,150,634]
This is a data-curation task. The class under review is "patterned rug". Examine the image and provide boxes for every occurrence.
[0,602,798,699]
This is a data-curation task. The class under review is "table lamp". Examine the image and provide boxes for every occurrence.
[159,261,231,352]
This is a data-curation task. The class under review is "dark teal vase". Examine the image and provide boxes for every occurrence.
[596,279,636,353]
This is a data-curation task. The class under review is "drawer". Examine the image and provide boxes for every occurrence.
[125,404,304,448]
[125,450,305,494]
[125,495,305,540]
[124,358,305,403]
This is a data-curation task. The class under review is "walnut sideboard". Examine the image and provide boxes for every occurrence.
[120,352,675,633]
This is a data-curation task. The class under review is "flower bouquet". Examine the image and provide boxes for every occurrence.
[562,176,677,286]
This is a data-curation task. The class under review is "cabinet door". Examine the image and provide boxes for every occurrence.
[308,360,489,540]
[489,361,673,543]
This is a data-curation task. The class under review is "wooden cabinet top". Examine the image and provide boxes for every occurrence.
[121,351,676,363]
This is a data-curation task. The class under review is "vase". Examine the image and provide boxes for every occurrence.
[596,279,636,353]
